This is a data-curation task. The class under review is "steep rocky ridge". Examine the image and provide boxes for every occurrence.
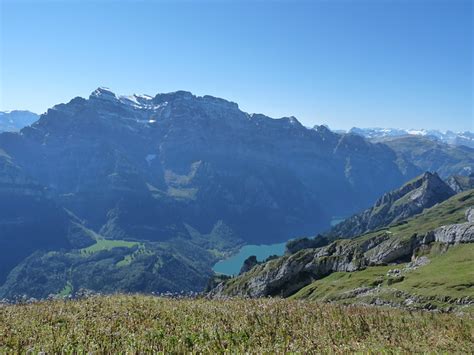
[327,172,455,239]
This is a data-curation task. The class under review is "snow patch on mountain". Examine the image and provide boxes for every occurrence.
[145,154,157,166]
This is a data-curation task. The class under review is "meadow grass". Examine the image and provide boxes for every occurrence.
[0,295,472,353]
[394,243,474,298]
[290,264,404,301]
[292,244,474,304]
[80,238,140,256]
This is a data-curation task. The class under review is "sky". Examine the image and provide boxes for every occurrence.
[0,0,472,131]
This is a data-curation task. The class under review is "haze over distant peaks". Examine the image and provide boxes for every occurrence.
[0,110,39,132]
[348,127,474,148]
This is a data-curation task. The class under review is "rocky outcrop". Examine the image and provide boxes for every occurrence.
[466,207,474,223]
[431,224,474,244]
[422,207,474,245]
[364,234,420,265]
[327,172,455,239]
[447,175,474,193]
[215,233,401,297]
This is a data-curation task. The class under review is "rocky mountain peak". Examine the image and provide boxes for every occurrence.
[84,88,244,123]
[89,87,118,102]
[373,171,449,207]
[327,171,455,238]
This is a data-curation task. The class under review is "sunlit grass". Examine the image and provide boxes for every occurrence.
[0,295,472,353]
[292,244,474,304]
[80,237,140,256]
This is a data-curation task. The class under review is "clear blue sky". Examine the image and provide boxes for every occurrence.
[1,0,472,131]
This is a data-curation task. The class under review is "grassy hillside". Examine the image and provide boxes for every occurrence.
[288,191,474,308]
[1,295,473,353]
[292,244,474,309]
[395,244,474,298]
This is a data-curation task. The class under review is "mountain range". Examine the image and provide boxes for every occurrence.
[0,110,38,132]
[349,127,474,148]
[0,88,473,298]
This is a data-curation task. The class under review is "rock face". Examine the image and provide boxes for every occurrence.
[423,208,474,245]
[0,88,415,245]
[431,224,474,244]
[424,207,474,244]
[466,207,474,223]
[447,174,474,193]
[327,172,455,239]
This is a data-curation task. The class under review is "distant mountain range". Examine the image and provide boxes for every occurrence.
[0,110,38,132]
[348,127,474,148]
[2,109,472,149]
[0,88,473,298]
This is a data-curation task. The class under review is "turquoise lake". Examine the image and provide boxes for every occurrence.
[212,242,287,276]
[213,217,345,275]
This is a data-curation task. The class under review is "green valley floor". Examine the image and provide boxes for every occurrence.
[0,295,472,353]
